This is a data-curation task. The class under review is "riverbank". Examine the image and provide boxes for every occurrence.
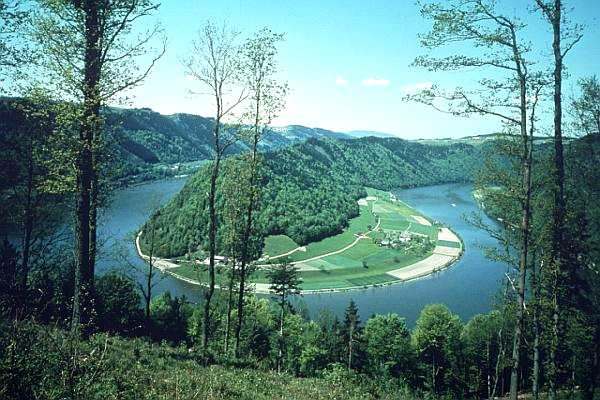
[135,188,464,294]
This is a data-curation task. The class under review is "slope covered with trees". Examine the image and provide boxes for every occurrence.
[0,98,350,186]
[142,136,482,258]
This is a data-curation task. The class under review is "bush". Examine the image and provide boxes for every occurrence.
[96,273,143,336]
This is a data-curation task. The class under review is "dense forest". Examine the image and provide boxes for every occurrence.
[0,97,350,187]
[141,136,483,257]
[0,286,533,400]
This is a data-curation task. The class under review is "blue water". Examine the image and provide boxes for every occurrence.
[97,180,508,327]
[295,184,508,326]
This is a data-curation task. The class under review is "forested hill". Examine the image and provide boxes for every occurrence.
[0,98,349,185]
[142,136,482,258]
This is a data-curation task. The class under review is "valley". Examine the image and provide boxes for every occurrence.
[3,1,599,397]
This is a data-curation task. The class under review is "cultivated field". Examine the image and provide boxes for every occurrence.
[151,187,463,292]
[252,188,462,291]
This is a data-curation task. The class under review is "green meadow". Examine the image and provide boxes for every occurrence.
[170,187,458,291]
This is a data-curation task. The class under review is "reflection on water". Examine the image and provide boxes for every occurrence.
[97,180,508,327]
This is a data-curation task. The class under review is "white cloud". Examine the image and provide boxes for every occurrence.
[335,76,348,86]
[362,78,390,87]
[400,82,433,94]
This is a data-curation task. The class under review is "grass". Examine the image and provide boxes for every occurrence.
[437,239,461,248]
[285,204,377,262]
[346,274,401,286]
[4,322,405,400]
[170,187,459,291]
[263,235,299,257]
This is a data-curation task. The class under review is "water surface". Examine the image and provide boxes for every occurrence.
[97,180,507,327]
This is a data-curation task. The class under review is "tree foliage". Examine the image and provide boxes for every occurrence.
[142,136,482,258]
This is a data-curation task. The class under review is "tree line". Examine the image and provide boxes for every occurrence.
[409,1,600,399]
[0,257,541,399]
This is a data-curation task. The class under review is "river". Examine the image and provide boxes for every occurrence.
[97,179,507,327]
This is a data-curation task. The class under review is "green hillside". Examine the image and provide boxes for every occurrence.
[0,98,350,187]
[142,136,482,258]
[2,322,400,400]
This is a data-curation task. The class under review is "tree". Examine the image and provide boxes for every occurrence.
[533,2,583,397]
[343,299,361,372]
[220,159,253,354]
[363,313,414,380]
[568,77,600,400]
[33,0,165,336]
[571,75,600,136]
[183,21,245,350]
[412,304,463,397]
[462,311,504,399]
[234,27,287,358]
[530,254,542,400]
[0,94,72,320]
[298,321,330,376]
[0,239,19,318]
[0,0,30,88]
[410,2,546,397]
[131,195,165,336]
[96,272,142,336]
[266,258,300,372]
[150,292,192,344]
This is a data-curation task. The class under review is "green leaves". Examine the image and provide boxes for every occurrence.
[266,258,301,301]
[363,313,414,378]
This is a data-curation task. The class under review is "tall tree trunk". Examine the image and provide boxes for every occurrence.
[277,296,285,373]
[432,352,436,396]
[89,151,98,276]
[72,0,101,337]
[348,321,354,371]
[202,139,221,349]
[234,131,260,357]
[532,258,541,400]
[510,63,531,400]
[549,2,565,398]
[17,140,34,320]
[487,334,492,400]
[145,253,153,335]
[141,224,156,336]
[224,265,235,354]
[199,93,224,349]
[492,282,510,400]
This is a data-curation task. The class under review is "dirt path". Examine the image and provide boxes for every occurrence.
[257,217,381,268]
[265,245,306,261]
[136,231,181,270]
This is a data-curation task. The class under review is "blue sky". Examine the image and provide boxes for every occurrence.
[128,0,600,139]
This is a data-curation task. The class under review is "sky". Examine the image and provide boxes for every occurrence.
[126,0,600,139]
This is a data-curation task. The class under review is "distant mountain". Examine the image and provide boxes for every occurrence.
[104,109,350,164]
[270,125,351,141]
[345,130,397,139]
[0,99,352,185]
[413,133,552,146]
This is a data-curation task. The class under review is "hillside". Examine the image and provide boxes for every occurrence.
[142,136,482,258]
[0,98,350,186]
[2,322,399,400]
[345,130,397,138]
